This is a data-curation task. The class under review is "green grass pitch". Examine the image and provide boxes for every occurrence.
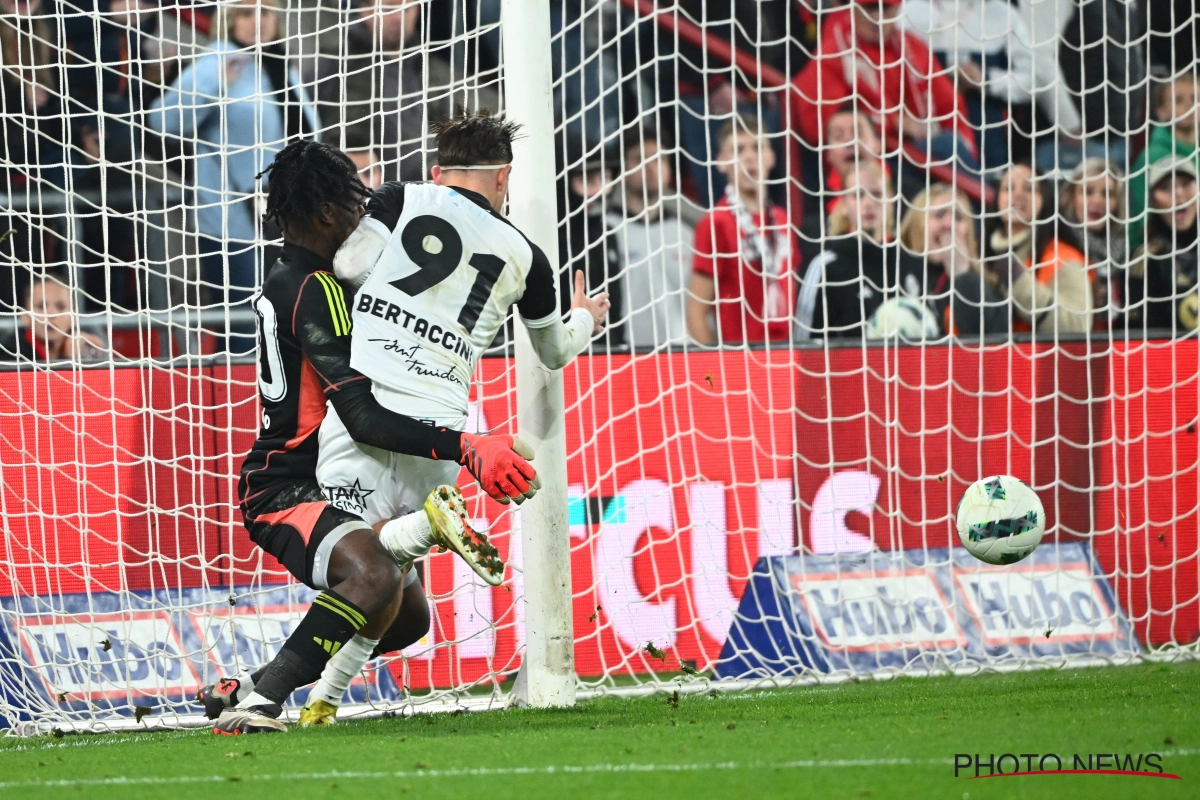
[1,661,1197,799]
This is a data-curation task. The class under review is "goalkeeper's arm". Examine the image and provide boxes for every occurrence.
[295,273,537,502]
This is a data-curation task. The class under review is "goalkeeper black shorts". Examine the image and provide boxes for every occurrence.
[241,480,366,590]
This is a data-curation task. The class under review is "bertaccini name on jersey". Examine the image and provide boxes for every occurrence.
[355,291,475,361]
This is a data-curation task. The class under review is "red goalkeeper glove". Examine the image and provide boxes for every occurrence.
[459,433,542,504]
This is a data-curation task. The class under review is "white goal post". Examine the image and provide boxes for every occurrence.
[503,0,576,709]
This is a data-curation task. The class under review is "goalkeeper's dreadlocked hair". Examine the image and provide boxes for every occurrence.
[256,140,371,230]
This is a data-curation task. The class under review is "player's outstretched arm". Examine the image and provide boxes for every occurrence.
[523,270,610,370]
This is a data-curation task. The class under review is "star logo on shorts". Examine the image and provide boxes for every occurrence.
[322,479,375,514]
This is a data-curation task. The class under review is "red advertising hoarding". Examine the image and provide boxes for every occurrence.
[0,343,1195,689]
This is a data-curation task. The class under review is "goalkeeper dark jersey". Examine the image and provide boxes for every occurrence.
[238,242,462,516]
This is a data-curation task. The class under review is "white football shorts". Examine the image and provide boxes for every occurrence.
[316,406,465,587]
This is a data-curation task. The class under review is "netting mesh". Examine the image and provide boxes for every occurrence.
[0,0,1197,732]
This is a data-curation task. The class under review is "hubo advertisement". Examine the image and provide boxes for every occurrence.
[716,542,1138,677]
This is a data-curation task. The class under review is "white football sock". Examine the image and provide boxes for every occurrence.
[379,511,434,564]
[236,691,276,710]
[231,672,255,704]
[307,634,380,707]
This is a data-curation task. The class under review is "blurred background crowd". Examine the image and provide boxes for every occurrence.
[0,0,1195,361]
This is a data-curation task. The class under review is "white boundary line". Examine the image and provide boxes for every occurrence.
[2,751,1197,789]
[0,758,966,788]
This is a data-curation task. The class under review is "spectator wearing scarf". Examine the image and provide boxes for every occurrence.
[689,117,797,345]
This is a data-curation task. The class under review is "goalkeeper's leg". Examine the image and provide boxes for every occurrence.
[202,567,430,722]
[298,566,430,726]
[214,492,403,735]
[372,569,432,657]
[298,476,489,725]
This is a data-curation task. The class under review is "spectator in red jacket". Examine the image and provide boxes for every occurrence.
[790,0,977,187]
[687,117,798,346]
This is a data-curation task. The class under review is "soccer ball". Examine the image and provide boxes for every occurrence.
[866,298,941,340]
[955,475,1046,565]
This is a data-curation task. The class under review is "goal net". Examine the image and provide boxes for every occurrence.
[0,0,1195,733]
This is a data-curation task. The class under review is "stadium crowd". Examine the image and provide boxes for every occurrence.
[0,0,1197,361]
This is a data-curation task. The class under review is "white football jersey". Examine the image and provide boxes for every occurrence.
[335,181,558,422]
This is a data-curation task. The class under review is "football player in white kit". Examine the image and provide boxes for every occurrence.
[299,110,609,722]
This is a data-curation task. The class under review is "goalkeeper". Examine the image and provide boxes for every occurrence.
[205,140,542,735]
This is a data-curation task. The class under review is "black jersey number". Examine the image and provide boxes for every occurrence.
[388,215,505,335]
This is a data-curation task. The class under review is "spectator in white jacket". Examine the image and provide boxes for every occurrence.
[608,129,697,349]
[900,0,1081,172]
